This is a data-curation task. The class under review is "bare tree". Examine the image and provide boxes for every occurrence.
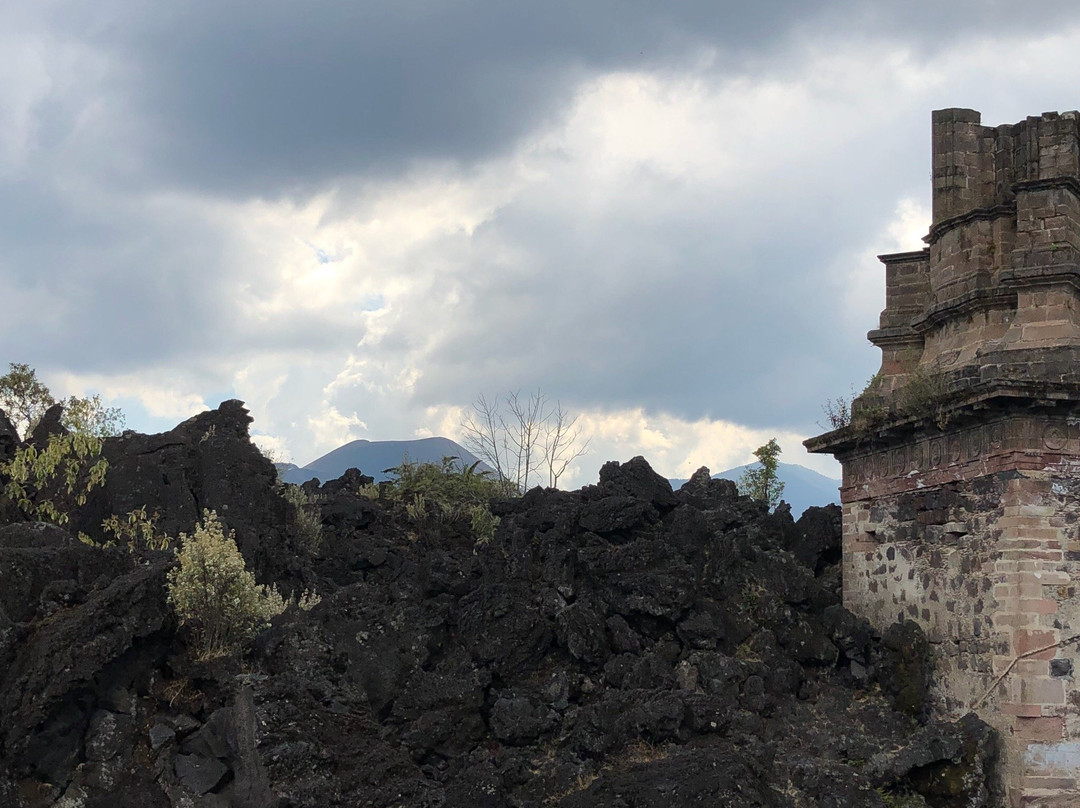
[460,394,509,485]
[460,389,589,492]
[505,389,545,492]
[542,402,589,488]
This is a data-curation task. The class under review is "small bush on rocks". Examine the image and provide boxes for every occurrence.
[166,510,286,660]
[386,456,505,542]
[102,506,170,551]
[282,483,323,555]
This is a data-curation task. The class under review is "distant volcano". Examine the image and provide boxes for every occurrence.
[277,436,487,485]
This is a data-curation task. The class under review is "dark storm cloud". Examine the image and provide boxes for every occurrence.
[43,0,826,194]
[29,0,1080,198]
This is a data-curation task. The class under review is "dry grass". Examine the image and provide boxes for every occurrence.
[542,772,599,805]
[620,738,672,766]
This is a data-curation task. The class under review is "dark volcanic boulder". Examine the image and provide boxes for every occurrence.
[594,455,679,512]
[0,555,171,784]
[788,503,843,573]
[27,403,68,446]
[877,620,933,719]
[69,400,294,582]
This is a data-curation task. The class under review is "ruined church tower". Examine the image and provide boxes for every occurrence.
[807,109,1080,805]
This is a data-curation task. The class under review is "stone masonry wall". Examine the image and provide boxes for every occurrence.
[840,413,1080,805]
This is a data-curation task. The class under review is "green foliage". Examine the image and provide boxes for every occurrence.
[385,456,504,542]
[61,393,125,437]
[0,362,124,439]
[404,493,428,523]
[0,363,54,439]
[469,503,500,545]
[0,362,124,525]
[2,432,108,524]
[102,506,170,551]
[166,510,286,660]
[737,438,785,511]
[77,531,115,548]
[282,484,323,555]
[295,588,322,611]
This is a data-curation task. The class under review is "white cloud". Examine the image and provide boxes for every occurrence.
[250,432,292,464]
[306,405,367,455]
[886,198,931,252]
[562,408,837,485]
[49,370,209,422]
[12,14,1080,489]
[431,402,838,487]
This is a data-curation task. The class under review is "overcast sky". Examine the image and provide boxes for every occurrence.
[6,1,1080,485]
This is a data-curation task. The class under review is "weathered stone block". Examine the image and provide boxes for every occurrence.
[1015,716,1064,742]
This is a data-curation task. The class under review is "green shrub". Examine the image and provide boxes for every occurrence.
[469,503,500,545]
[896,365,951,428]
[737,438,784,511]
[821,373,887,433]
[1,432,108,525]
[295,588,322,611]
[357,482,380,499]
[166,510,286,660]
[102,506,170,551]
[282,484,323,555]
[385,456,504,542]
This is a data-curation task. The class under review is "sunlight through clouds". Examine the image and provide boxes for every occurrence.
[9,5,1080,487]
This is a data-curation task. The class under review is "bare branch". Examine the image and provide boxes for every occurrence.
[460,389,588,492]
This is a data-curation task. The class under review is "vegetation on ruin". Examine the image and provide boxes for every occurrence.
[895,365,952,429]
[821,373,886,432]
[822,366,954,439]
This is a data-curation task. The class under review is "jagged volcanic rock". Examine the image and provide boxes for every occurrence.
[0,406,999,807]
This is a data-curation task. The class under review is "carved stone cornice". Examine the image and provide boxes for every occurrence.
[837,412,1080,503]
[925,203,1015,246]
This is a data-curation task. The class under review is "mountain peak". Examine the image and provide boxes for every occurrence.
[281,436,484,485]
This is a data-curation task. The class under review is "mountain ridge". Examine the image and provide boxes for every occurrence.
[279,436,486,485]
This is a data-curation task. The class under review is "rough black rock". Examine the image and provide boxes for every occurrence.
[0,416,1000,807]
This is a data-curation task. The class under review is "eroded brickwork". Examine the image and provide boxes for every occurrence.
[809,109,1080,806]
